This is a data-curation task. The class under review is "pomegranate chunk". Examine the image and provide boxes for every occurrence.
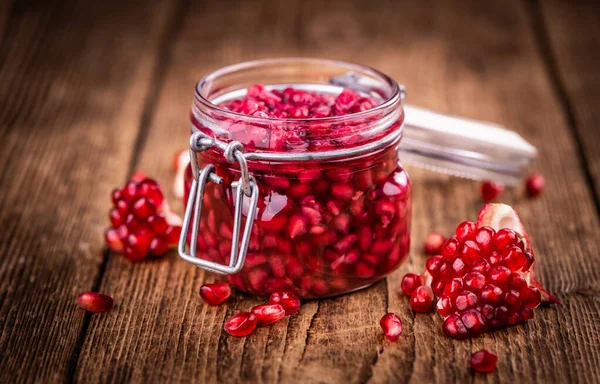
[105,176,182,261]
[269,291,301,315]
[415,204,558,339]
[77,292,113,313]
[525,173,544,198]
[200,282,231,305]
[380,313,403,341]
[424,232,446,255]
[470,349,498,373]
[224,312,258,337]
[480,181,504,202]
[251,304,286,326]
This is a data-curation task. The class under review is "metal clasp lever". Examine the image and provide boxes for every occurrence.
[178,133,259,275]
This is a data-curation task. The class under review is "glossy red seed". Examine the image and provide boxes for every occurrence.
[426,255,444,277]
[251,304,286,326]
[149,236,169,256]
[380,313,403,341]
[200,282,231,305]
[470,349,498,373]
[269,291,301,315]
[442,314,469,339]
[410,286,434,313]
[525,173,544,198]
[105,228,123,252]
[488,265,512,285]
[454,290,478,311]
[77,292,113,313]
[480,181,504,201]
[441,237,460,259]
[424,232,446,255]
[401,273,423,296]
[493,228,518,249]
[224,312,258,337]
[474,226,495,254]
[456,221,477,242]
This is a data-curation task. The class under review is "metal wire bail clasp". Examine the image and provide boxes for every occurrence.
[178,132,259,274]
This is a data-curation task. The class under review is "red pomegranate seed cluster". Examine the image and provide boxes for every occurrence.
[186,84,410,298]
[220,84,377,119]
[105,176,182,261]
[400,204,558,339]
[222,290,300,337]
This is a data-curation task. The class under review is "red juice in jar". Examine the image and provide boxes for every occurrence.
[179,59,410,298]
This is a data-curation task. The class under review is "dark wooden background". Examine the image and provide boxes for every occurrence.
[1,0,599,383]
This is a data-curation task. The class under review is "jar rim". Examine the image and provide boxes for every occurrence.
[194,57,402,124]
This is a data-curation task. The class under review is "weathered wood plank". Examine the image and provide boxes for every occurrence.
[0,0,176,381]
[77,0,600,383]
[536,0,600,212]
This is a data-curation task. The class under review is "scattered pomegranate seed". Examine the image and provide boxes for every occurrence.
[470,349,498,373]
[400,273,423,296]
[525,173,544,198]
[200,282,231,306]
[269,291,301,315]
[105,176,182,261]
[410,286,434,313]
[251,304,286,326]
[380,313,403,341]
[224,312,258,337]
[409,204,558,339]
[77,292,113,313]
[480,181,504,202]
[424,232,446,255]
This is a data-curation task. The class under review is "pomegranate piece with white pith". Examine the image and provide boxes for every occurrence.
[105,176,182,261]
[404,204,558,339]
[184,84,411,298]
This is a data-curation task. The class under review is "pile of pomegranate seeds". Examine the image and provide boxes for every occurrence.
[380,313,403,341]
[222,290,301,337]
[220,85,377,119]
[200,282,231,306]
[480,181,504,202]
[401,204,558,339]
[424,232,446,255]
[525,173,544,198]
[470,349,498,373]
[77,292,113,313]
[105,176,182,261]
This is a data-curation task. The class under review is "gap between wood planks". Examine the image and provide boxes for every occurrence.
[523,0,600,219]
[66,0,191,380]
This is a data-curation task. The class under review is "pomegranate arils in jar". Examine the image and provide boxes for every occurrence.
[104,176,181,261]
[418,204,559,339]
[525,173,544,198]
[200,282,231,306]
[380,313,403,342]
[269,291,300,315]
[251,304,286,326]
[424,232,446,255]
[400,273,423,296]
[224,312,258,337]
[470,349,498,373]
[480,181,504,202]
[77,292,113,313]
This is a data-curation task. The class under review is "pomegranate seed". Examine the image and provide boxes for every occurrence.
[442,314,469,339]
[525,173,544,198]
[251,304,286,326]
[200,282,231,305]
[456,221,477,242]
[224,312,258,337]
[105,228,123,252]
[77,292,113,313]
[380,313,403,341]
[441,237,460,258]
[480,181,504,201]
[149,236,169,256]
[287,215,309,239]
[424,232,446,254]
[269,291,300,315]
[410,286,433,313]
[400,273,423,296]
[470,349,498,373]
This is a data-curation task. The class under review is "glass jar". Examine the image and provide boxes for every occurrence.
[178,58,538,299]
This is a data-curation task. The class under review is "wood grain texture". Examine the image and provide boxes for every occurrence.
[536,0,600,212]
[0,0,599,383]
[0,0,176,381]
[74,0,600,383]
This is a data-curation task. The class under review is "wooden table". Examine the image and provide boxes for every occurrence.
[1,0,599,382]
